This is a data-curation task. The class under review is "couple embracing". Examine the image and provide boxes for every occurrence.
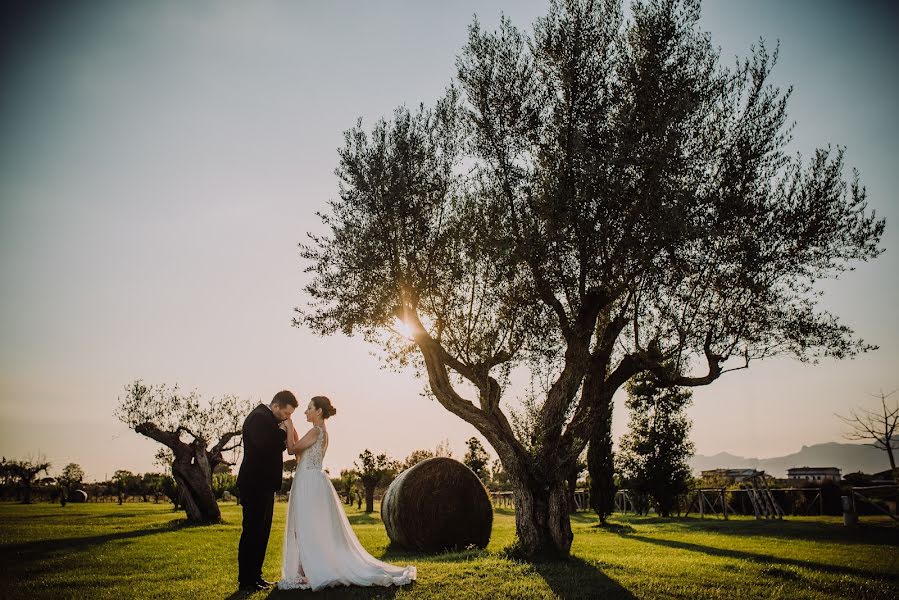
[236,390,416,592]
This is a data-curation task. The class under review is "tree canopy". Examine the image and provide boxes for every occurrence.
[296,0,885,557]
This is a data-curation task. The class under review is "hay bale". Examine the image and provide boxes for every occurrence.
[69,490,88,503]
[380,457,492,552]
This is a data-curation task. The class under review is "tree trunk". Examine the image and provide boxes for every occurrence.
[172,447,221,523]
[364,484,375,513]
[887,445,898,484]
[587,394,616,524]
[510,477,573,559]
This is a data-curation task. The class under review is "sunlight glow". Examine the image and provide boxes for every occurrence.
[392,317,416,341]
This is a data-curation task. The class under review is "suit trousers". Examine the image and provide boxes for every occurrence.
[238,488,275,585]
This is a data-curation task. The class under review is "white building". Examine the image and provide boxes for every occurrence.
[786,467,841,482]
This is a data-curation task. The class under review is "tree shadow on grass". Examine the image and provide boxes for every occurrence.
[590,522,636,534]
[346,512,381,526]
[619,515,899,547]
[532,556,636,600]
[569,511,600,524]
[614,532,899,583]
[380,541,487,563]
[0,518,204,563]
[260,583,402,600]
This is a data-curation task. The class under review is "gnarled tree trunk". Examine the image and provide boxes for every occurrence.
[511,474,573,558]
[171,441,221,523]
[135,423,239,524]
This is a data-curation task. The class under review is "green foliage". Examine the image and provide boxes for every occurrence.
[354,450,396,488]
[617,370,695,517]
[211,473,238,500]
[57,463,84,492]
[2,456,52,504]
[463,437,491,482]
[355,449,399,512]
[112,470,140,503]
[489,458,511,491]
[588,401,616,523]
[337,468,359,504]
[402,449,436,471]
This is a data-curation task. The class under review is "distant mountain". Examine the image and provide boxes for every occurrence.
[690,442,890,478]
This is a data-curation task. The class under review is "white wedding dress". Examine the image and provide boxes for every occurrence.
[278,425,416,591]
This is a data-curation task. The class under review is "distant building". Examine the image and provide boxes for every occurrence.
[871,468,898,484]
[786,467,841,482]
[700,468,763,483]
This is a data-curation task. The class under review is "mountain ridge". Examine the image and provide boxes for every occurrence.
[690,442,890,477]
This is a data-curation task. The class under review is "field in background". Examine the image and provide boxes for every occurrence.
[1,501,897,599]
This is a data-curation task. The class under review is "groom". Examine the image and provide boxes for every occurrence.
[236,390,297,592]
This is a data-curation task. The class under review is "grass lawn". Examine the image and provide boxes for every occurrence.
[1,500,897,599]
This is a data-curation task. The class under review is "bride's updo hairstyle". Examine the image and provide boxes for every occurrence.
[311,395,337,419]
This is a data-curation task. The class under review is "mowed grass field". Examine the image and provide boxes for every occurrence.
[1,501,897,599]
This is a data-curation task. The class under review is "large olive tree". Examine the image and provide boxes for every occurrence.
[296,0,884,558]
[116,380,251,523]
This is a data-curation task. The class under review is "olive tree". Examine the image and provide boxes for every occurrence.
[58,463,85,506]
[116,380,251,523]
[354,449,397,513]
[2,456,51,504]
[297,0,884,557]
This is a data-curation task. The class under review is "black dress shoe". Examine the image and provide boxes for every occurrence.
[238,581,267,592]
[255,578,275,588]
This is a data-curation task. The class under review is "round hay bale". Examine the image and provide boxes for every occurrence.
[69,490,88,503]
[381,457,492,552]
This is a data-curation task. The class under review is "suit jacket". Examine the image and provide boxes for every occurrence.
[237,404,288,494]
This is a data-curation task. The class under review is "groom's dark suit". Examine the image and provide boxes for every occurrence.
[237,403,287,587]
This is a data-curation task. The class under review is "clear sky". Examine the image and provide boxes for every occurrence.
[1,1,897,481]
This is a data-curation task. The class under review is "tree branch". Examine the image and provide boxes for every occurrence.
[135,422,191,455]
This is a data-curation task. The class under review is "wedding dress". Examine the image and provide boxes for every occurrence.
[278,425,416,591]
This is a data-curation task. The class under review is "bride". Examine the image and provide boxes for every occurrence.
[278,395,416,591]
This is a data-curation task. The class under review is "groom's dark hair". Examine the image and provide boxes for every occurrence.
[271,390,298,408]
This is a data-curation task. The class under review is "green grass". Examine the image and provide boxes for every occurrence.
[1,501,897,599]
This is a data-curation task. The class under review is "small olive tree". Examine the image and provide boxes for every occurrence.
[464,437,491,482]
[57,463,85,506]
[2,456,51,504]
[116,380,251,523]
[354,449,397,513]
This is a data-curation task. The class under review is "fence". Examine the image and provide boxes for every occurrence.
[847,485,899,522]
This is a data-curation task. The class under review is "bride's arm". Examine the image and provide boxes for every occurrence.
[290,427,320,455]
[284,420,300,455]
[285,421,320,456]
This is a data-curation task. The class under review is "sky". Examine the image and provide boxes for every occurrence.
[1,0,897,481]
